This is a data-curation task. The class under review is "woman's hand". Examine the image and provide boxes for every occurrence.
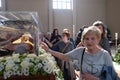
[82,73,99,80]
[41,42,50,52]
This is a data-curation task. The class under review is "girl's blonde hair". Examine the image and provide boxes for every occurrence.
[81,26,101,43]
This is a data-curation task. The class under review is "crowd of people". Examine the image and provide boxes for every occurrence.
[40,21,120,80]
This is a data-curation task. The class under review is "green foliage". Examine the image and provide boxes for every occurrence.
[114,45,120,64]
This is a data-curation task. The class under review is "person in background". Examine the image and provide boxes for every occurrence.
[75,25,88,46]
[41,26,114,80]
[93,21,112,58]
[46,32,51,41]
[52,28,75,80]
[50,28,61,45]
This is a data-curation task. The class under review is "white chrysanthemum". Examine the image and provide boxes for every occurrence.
[43,66,52,74]
[5,62,15,71]
[46,61,55,72]
[7,71,13,77]
[34,58,40,63]
[38,55,47,60]
[12,54,20,59]
[6,57,12,60]
[24,58,30,62]
[13,65,19,71]
[4,71,7,79]
[27,54,36,58]
[39,48,46,53]
[42,60,48,65]
[37,63,42,68]
[21,68,29,76]
[20,61,29,69]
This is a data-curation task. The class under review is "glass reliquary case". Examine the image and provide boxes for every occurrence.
[0,12,40,56]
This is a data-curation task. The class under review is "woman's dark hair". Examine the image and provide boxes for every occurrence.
[93,21,106,37]
[52,28,59,36]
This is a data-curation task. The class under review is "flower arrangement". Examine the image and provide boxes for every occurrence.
[114,44,120,64]
[0,48,63,80]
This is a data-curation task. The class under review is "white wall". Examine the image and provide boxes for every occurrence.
[76,0,106,33]
[106,0,120,39]
[6,0,49,32]
[53,10,73,35]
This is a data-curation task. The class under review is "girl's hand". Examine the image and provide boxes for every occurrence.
[82,73,99,80]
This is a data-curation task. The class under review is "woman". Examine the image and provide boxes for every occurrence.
[93,21,111,56]
[41,26,113,80]
[52,29,75,80]
[50,28,61,45]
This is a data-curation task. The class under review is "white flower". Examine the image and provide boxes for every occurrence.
[42,60,48,65]
[12,54,20,59]
[37,63,42,68]
[43,66,52,74]
[21,68,29,76]
[27,54,36,58]
[13,65,19,71]
[24,58,30,62]
[38,55,47,60]
[5,62,15,71]
[20,61,29,69]
[4,71,7,79]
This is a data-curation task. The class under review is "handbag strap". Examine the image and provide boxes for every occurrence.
[61,43,69,53]
[81,48,85,74]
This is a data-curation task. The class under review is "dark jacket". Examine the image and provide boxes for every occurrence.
[100,36,111,54]
[100,65,120,80]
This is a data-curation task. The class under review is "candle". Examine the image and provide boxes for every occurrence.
[73,25,75,39]
[115,33,118,40]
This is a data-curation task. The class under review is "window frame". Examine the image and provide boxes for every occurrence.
[53,0,73,10]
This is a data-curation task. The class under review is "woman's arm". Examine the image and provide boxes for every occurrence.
[82,73,99,80]
[41,42,68,61]
[44,38,53,48]
[76,42,83,48]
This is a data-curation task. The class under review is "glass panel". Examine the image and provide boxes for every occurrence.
[0,12,40,56]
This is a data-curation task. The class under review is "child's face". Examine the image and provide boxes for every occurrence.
[83,33,99,49]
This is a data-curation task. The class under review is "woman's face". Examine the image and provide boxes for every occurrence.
[96,25,103,34]
[55,30,58,35]
[83,33,100,50]
[62,34,68,42]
